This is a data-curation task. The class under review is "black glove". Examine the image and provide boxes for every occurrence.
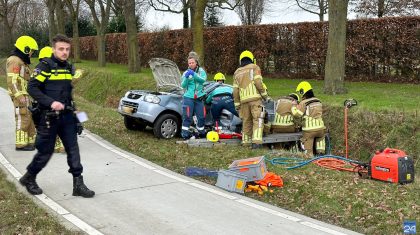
[76,123,83,135]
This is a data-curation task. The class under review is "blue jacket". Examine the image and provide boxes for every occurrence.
[205,86,233,104]
[181,67,207,99]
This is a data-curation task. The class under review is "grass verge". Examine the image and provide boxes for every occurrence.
[0,170,80,234]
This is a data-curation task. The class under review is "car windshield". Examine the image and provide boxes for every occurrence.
[149,58,182,92]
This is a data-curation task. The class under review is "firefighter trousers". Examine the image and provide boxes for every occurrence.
[14,102,36,148]
[301,129,326,157]
[240,100,264,145]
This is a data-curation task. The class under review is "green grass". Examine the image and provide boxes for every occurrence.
[1,59,419,235]
[74,60,420,112]
[0,171,80,234]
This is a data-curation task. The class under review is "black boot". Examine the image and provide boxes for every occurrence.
[19,172,43,195]
[73,176,95,198]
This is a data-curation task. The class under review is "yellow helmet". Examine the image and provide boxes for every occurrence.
[206,131,219,143]
[38,46,53,60]
[214,72,225,81]
[296,81,312,96]
[289,93,301,102]
[239,50,255,64]
[15,36,38,54]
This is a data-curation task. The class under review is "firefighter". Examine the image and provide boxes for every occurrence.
[233,50,268,149]
[20,34,94,198]
[6,36,38,151]
[180,51,207,139]
[37,46,65,153]
[291,81,326,157]
[205,72,238,125]
[271,93,300,133]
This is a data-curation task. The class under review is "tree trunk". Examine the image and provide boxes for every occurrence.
[324,0,348,95]
[72,18,81,62]
[378,0,385,17]
[55,0,65,34]
[192,0,206,67]
[1,20,14,54]
[97,31,106,67]
[124,0,140,72]
[183,7,189,28]
[47,0,57,43]
[319,0,325,22]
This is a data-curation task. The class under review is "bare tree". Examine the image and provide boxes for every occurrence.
[85,0,111,67]
[294,0,328,21]
[149,0,193,28]
[324,0,348,94]
[64,0,81,62]
[235,0,264,25]
[148,0,242,67]
[123,0,140,72]
[44,0,58,43]
[55,0,66,34]
[353,0,419,18]
[0,0,22,53]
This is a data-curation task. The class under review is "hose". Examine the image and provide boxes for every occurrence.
[267,155,368,174]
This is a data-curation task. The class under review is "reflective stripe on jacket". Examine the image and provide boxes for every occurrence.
[292,97,325,131]
[233,64,267,106]
[6,56,31,99]
[272,97,294,127]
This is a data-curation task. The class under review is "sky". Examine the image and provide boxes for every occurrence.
[145,2,323,30]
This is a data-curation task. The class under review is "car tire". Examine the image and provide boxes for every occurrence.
[124,116,146,131]
[153,114,180,139]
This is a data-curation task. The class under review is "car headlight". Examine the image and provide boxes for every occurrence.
[144,94,161,104]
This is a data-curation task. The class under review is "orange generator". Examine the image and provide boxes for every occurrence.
[369,148,415,184]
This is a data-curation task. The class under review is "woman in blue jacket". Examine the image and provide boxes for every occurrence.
[180,51,207,139]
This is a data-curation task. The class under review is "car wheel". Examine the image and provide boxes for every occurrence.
[153,114,180,139]
[124,116,146,131]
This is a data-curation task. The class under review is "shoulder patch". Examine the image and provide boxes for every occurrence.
[32,68,41,77]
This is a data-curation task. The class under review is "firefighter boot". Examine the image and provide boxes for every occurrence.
[19,172,43,195]
[15,145,36,151]
[73,176,95,198]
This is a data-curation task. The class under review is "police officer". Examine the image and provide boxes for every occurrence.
[6,36,38,151]
[205,72,238,125]
[271,93,300,133]
[37,46,65,153]
[20,34,94,198]
[233,50,268,149]
[291,81,326,157]
[180,51,207,139]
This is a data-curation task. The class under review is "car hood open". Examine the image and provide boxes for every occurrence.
[149,58,182,92]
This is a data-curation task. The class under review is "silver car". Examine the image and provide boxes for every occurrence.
[118,58,184,139]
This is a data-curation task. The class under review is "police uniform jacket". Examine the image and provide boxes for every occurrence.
[28,56,75,110]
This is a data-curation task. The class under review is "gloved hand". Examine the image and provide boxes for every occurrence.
[76,123,83,135]
[185,69,195,79]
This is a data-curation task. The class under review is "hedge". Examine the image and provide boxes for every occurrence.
[79,16,419,83]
